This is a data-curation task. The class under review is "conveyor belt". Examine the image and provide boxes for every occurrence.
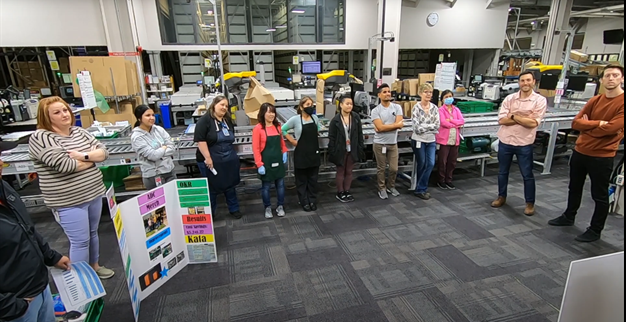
[0,108,579,176]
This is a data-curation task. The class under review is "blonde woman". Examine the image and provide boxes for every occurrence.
[411,84,440,200]
[28,96,114,279]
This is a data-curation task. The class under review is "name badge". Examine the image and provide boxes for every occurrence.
[271,163,279,168]
[382,146,387,154]
[222,127,230,136]
[155,177,163,186]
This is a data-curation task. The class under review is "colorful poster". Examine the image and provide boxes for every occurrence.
[112,178,215,320]
[51,262,106,312]
[176,179,217,264]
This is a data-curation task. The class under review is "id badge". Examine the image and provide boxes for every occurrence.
[415,142,422,149]
[382,146,387,154]
[222,127,230,136]
[155,177,163,187]
[271,163,279,168]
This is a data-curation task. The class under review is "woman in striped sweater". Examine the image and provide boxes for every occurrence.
[28,96,115,280]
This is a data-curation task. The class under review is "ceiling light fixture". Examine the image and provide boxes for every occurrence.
[207,10,213,15]
[266,28,277,32]
[291,9,305,14]
[275,25,287,29]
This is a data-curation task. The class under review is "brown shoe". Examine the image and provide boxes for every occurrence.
[524,203,535,216]
[491,197,506,208]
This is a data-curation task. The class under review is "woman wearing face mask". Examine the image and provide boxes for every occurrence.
[436,91,465,190]
[282,96,322,212]
[253,103,289,219]
[328,96,365,203]
[411,84,441,200]
[194,96,242,219]
[131,105,177,190]
[28,96,115,279]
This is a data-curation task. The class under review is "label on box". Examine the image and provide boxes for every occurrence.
[15,163,29,172]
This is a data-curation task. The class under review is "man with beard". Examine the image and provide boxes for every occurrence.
[491,71,547,216]
[549,65,625,242]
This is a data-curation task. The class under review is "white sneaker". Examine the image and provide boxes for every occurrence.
[277,206,286,217]
[386,188,400,197]
[265,207,273,219]
[379,190,389,200]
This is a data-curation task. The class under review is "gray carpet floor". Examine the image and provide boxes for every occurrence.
[32,158,624,322]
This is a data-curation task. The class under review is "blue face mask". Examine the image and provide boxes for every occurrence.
[444,98,455,106]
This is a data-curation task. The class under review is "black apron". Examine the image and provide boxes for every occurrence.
[294,116,320,170]
[259,127,286,182]
[207,121,241,193]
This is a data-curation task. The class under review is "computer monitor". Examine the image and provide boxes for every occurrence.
[566,75,589,92]
[539,74,560,90]
[302,61,321,74]
[604,29,624,45]
[59,86,74,99]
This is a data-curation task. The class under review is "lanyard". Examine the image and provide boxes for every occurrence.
[341,113,352,137]
[215,120,230,136]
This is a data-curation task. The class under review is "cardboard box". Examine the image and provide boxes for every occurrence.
[58,57,70,73]
[245,77,276,115]
[70,56,136,97]
[125,60,140,95]
[407,79,420,96]
[104,57,130,96]
[29,69,44,81]
[539,89,556,98]
[392,80,403,93]
[570,50,589,63]
[418,74,436,88]
[28,61,39,69]
[315,79,325,115]
[402,80,411,94]
[17,62,30,72]
[404,101,413,117]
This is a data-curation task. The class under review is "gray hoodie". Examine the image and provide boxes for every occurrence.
[131,125,176,178]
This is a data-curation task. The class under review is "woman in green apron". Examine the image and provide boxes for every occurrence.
[282,97,322,212]
[252,103,288,219]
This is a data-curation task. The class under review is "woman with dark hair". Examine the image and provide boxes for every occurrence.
[436,90,465,190]
[282,96,322,212]
[131,105,176,189]
[194,96,242,219]
[328,96,365,202]
[252,103,288,219]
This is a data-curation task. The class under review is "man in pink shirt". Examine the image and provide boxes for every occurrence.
[491,71,547,216]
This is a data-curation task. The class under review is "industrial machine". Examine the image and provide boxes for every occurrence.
[223,71,257,110]
[316,70,364,119]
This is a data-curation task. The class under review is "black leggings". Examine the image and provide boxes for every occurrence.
[295,167,320,205]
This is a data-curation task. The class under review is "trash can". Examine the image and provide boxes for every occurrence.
[159,101,173,129]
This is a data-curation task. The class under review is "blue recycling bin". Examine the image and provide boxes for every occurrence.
[159,101,172,129]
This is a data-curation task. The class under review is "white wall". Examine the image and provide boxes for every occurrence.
[400,0,510,49]
[582,18,624,54]
[132,0,378,51]
[0,0,106,47]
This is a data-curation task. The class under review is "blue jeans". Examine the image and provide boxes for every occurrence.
[198,162,240,215]
[498,142,535,203]
[54,197,102,265]
[9,286,55,322]
[261,178,286,208]
[412,140,437,194]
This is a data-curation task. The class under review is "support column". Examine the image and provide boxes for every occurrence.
[542,0,573,65]
[376,0,402,85]
[99,0,148,103]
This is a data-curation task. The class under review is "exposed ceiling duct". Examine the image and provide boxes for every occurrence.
[508,4,624,26]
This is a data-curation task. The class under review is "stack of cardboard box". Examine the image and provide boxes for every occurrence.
[12,61,47,89]
[69,56,141,98]
[390,73,437,116]
[79,96,141,128]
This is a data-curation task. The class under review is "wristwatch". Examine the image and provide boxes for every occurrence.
[83,153,89,161]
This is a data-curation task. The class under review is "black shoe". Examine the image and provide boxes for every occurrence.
[344,191,355,202]
[437,182,448,190]
[336,192,348,203]
[310,203,318,211]
[303,204,312,212]
[548,215,575,227]
[230,211,243,219]
[575,229,601,243]
[415,193,431,200]
[445,183,456,190]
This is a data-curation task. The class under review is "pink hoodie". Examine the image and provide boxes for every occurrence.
[436,105,465,146]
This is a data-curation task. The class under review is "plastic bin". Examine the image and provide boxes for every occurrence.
[457,101,496,114]
[100,165,131,189]
[159,101,172,129]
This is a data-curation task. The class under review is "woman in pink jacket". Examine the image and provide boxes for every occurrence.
[436,90,465,190]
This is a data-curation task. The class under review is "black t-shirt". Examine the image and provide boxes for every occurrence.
[194,113,234,162]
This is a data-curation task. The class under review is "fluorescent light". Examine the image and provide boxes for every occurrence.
[266,28,277,32]
[207,10,213,15]
[275,25,287,29]
[292,9,305,14]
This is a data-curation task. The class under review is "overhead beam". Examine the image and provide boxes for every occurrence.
[445,0,458,8]
[487,0,508,9]
[509,4,624,25]
[402,0,420,7]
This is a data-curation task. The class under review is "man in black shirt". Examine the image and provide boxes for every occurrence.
[0,158,71,322]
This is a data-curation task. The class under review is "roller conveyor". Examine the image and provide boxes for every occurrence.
[0,108,579,176]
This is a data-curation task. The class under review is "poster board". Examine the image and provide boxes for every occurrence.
[558,252,624,322]
[434,62,457,92]
[108,178,217,321]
